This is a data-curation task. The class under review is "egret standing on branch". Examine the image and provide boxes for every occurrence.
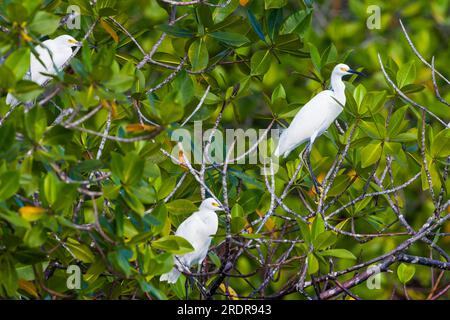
[274,63,365,195]
[6,35,82,107]
[160,198,223,284]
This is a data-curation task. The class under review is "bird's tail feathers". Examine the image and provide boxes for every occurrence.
[274,128,288,157]
[160,268,181,284]
[273,144,282,157]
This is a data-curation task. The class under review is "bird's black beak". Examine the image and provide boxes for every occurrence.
[348,69,366,77]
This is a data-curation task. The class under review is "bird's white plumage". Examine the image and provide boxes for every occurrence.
[275,91,343,157]
[160,198,222,284]
[274,63,354,158]
[6,35,81,106]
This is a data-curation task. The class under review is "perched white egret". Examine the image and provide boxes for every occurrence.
[6,34,82,106]
[274,63,364,194]
[160,198,223,284]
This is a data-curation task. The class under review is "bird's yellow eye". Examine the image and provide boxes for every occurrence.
[340,67,348,72]
[68,39,78,44]
[212,202,219,207]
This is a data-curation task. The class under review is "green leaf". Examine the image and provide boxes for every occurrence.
[43,172,60,206]
[431,128,450,159]
[149,203,167,236]
[155,24,195,38]
[209,32,250,47]
[353,84,366,107]
[111,152,144,186]
[320,249,356,260]
[173,71,194,107]
[0,66,15,89]
[0,171,20,201]
[24,106,47,141]
[265,0,287,9]
[84,260,106,283]
[188,38,209,72]
[0,254,18,297]
[231,203,245,218]
[247,9,266,42]
[152,235,194,254]
[388,106,408,137]
[166,199,198,215]
[397,263,415,284]
[309,43,321,72]
[267,8,283,41]
[231,216,247,234]
[280,9,311,35]
[0,210,31,229]
[313,231,337,251]
[24,225,46,248]
[123,188,145,215]
[397,61,416,88]
[195,4,213,28]
[108,248,133,277]
[271,83,286,103]
[297,219,311,245]
[4,48,30,81]
[29,11,60,35]
[311,215,325,240]
[250,50,272,75]
[105,61,135,92]
[212,0,239,23]
[65,238,96,263]
[307,253,319,274]
[401,84,425,94]
[361,142,382,168]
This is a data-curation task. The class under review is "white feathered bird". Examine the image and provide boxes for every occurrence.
[274,63,364,193]
[160,198,223,284]
[6,34,82,106]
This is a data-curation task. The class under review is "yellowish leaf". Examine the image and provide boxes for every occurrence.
[18,279,39,298]
[443,222,450,243]
[256,209,277,237]
[110,100,118,118]
[20,31,33,42]
[19,206,46,221]
[125,123,157,133]
[100,19,119,43]
[219,283,238,300]
[307,216,315,230]
[178,150,188,171]
[347,169,358,180]
[100,99,118,118]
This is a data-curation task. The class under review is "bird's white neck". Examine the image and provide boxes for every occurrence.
[330,73,346,106]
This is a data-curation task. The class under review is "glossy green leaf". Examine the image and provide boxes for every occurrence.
[397,263,415,284]
[188,38,209,72]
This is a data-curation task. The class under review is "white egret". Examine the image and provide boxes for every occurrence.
[6,34,82,106]
[160,198,223,284]
[274,63,364,194]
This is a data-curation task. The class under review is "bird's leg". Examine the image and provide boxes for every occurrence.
[197,263,203,300]
[304,144,322,197]
[184,276,190,300]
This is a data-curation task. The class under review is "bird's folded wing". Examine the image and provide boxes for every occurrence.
[283,91,335,143]
[175,213,204,246]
